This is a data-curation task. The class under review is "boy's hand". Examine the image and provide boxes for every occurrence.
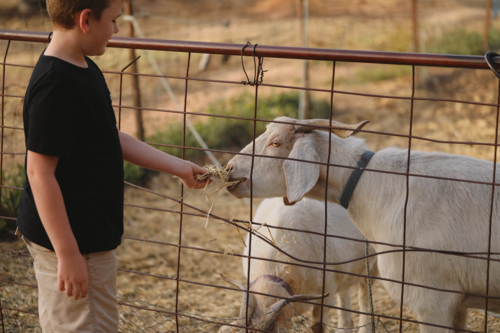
[179,161,208,189]
[58,253,89,300]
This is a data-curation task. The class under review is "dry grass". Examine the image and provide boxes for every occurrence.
[189,165,277,248]
[189,164,243,228]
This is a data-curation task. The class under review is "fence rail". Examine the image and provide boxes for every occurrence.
[1,28,500,333]
[1,29,500,68]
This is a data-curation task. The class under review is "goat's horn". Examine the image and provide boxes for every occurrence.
[286,293,330,301]
[258,293,330,331]
[219,275,255,322]
[295,119,369,139]
[259,299,289,331]
[220,274,246,290]
[238,291,255,322]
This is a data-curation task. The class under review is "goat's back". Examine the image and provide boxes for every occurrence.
[350,148,500,307]
[243,198,373,287]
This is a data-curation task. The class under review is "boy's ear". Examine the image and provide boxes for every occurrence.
[78,9,93,34]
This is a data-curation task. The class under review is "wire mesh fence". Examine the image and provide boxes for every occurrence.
[0,250,391,333]
[1,28,500,333]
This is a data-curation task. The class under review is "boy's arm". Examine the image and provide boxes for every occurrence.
[27,150,88,300]
[119,131,207,188]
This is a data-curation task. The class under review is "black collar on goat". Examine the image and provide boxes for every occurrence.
[340,150,375,209]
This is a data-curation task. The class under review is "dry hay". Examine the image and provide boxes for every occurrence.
[195,165,239,189]
[181,165,277,251]
[193,164,242,228]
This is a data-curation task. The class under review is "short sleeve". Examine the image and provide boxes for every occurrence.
[26,74,77,158]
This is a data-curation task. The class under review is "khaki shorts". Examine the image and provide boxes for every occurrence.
[22,236,119,333]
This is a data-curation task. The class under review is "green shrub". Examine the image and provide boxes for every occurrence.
[426,28,500,55]
[124,161,146,185]
[488,28,500,51]
[355,65,412,83]
[148,92,332,162]
[428,29,482,55]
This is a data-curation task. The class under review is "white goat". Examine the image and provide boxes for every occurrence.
[225,117,500,333]
[219,197,377,333]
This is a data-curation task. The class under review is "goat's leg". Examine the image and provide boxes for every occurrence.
[452,308,468,333]
[415,302,457,333]
[336,289,354,329]
[311,295,333,333]
[357,280,373,333]
[408,289,466,333]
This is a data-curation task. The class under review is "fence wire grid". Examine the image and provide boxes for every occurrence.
[0,248,391,333]
[1,29,500,333]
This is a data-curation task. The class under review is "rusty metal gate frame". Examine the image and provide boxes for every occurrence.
[1,28,500,333]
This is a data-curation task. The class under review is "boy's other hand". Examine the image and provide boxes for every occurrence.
[58,253,89,300]
[179,161,208,189]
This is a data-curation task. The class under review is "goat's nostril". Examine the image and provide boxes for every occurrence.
[225,164,234,173]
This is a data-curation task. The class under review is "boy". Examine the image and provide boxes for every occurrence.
[16,0,208,332]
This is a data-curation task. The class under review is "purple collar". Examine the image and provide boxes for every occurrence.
[250,275,294,296]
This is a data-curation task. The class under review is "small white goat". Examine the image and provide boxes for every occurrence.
[225,117,500,333]
[219,197,377,333]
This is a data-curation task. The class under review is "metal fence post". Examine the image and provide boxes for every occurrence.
[485,0,494,53]
[297,0,309,120]
[0,39,11,333]
[124,0,144,142]
[175,52,191,333]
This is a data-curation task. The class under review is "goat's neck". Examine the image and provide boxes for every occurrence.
[313,133,368,204]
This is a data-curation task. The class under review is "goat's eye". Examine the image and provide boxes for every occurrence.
[272,142,280,147]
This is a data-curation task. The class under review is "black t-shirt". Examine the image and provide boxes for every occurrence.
[17,52,124,254]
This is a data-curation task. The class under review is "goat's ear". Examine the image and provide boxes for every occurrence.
[283,136,320,205]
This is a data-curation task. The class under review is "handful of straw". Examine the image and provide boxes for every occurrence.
[189,165,278,250]
[195,165,243,227]
[196,166,277,250]
[195,165,242,192]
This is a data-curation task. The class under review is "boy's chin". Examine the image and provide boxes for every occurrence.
[85,47,107,57]
[93,48,106,56]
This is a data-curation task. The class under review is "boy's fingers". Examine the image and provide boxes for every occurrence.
[65,282,73,297]
[196,180,208,188]
[73,282,81,300]
[186,176,199,188]
[58,278,65,292]
[189,179,207,189]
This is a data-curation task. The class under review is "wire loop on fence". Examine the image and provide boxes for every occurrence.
[485,51,500,79]
[240,42,267,86]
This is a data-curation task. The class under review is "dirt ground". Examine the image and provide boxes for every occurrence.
[2,0,500,332]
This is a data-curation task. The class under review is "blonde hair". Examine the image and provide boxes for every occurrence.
[46,0,112,29]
